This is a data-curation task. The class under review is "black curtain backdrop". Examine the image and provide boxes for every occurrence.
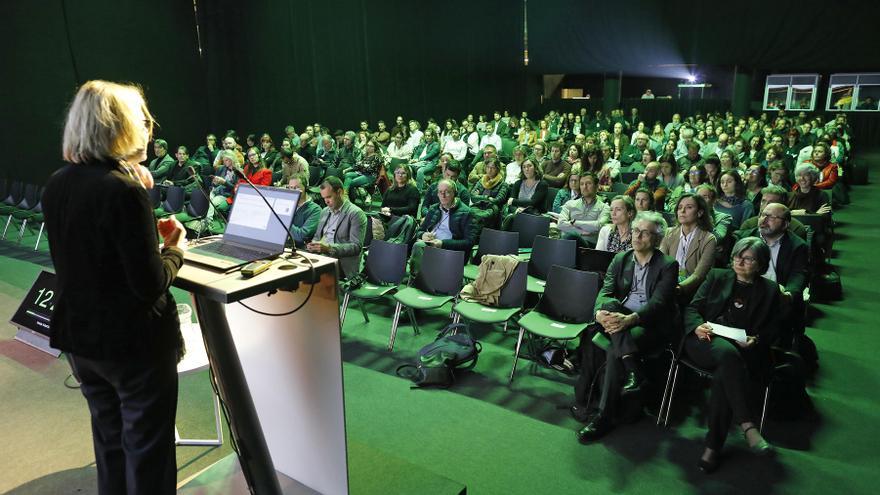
[196,0,528,139]
[0,0,206,185]
[526,0,880,75]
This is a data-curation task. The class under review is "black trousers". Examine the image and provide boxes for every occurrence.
[683,333,757,450]
[70,350,179,495]
[574,324,662,417]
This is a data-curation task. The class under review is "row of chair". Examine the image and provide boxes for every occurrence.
[0,180,45,251]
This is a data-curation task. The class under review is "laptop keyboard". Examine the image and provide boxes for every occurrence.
[198,241,272,260]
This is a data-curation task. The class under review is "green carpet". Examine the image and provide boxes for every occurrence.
[1,158,879,493]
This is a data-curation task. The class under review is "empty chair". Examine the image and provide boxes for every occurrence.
[389,247,465,351]
[14,201,43,245]
[510,265,599,382]
[3,183,40,240]
[154,186,185,217]
[453,260,527,333]
[526,235,577,294]
[619,171,640,185]
[544,187,560,213]
[0,181,25,229]
[148,186,161,208]
[176,188,210,224]
[511,212,551,250]
[464,228,519,280]
[340,239,408,326]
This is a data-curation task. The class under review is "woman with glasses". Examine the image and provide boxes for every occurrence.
[684,237,780,473]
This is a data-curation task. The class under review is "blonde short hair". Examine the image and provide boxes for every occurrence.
[62,80,154,164]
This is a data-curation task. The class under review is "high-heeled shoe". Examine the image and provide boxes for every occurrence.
[743,426,774,457]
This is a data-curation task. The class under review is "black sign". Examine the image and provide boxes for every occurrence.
[10,270,57,337]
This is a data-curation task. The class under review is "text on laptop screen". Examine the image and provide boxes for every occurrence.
[224,185,300,246]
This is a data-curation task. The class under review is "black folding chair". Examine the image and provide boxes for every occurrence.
[340,240,408,326]
[464,228,519,280]
[527,235,577,294]
[511,212,551,251]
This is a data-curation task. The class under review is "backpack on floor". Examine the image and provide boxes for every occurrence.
[396,323,481,388]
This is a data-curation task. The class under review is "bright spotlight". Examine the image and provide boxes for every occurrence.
[686,75,697,83]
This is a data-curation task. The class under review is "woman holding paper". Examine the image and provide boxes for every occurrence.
[683,237,782,473]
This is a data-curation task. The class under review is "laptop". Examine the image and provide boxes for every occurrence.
[185,185,301,272]
[577,247,616,274]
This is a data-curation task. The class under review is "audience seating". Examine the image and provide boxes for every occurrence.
[511,213,551,251]
[452,260,527,333]
[154,186,185,218]
[510,266,599,383]
[2,184,40,240]
[388,246,464,351]
[340,240,408,326]
[464,228,519,280]
[526,236,577,294]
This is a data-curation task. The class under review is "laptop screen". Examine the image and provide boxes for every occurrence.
[223,185,301,250]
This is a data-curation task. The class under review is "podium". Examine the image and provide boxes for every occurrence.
[173,251,348,494]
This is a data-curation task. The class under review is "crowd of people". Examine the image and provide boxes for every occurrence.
[147,104,853,474]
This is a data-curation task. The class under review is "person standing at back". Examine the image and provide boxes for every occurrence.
[42,80,188,495]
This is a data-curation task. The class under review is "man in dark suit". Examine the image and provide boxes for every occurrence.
[575,212,679,443]
[147,139,176,182]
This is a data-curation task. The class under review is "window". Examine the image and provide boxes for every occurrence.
[827,73,880,112]
[763,74,819,111]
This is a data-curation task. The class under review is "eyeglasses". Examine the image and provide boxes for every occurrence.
[759,213,786,221]
[733,255,757,265]
[630,227,654,238]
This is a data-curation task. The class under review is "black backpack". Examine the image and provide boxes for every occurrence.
[396,323,481,388]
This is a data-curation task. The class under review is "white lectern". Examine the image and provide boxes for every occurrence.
[174,251,348,495]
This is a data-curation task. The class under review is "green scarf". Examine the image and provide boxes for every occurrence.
[480,171,503,191]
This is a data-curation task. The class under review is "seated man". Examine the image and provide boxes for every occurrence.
[163,146,200,195]
[287,175,322,248]
[421,160,470,217]
[575,212,679,442]
[467,144,500,186]
[737,185,807,240]
[735,202,809,345]
[148,139,176,182]
[620,132,649,166]
[558,172,611,247]
[308,177,367,279]
[409,179,476,275]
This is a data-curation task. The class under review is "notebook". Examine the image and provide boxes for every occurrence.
[184,184,300,272]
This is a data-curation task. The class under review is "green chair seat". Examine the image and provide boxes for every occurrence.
[0,205,16,214]
[453,301,520,325]
[591,331,610,351]
[518,311,590,340]
[526,275,546,294]
[462,264,480,280]
[11,209,39,220]
[393,287,454,310]
[350,283,399,300]
[175,213,202,223]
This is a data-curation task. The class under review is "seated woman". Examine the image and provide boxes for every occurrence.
[380,163,420,218]
[660,193,717,301]
[209,150,241,214]
[804,142,839,190]
[714,170,754,230]
[517,120,537,147]
[242,147,274,186]
[468,160,510,229]
[565,144,582,169]
[648,123,667,153]
[659,154,685,191]
[581,148,612,191]
[386,132,412,161]
[631,147,655,174]
[744,164,766,210]
[719,149,743,173]
[766,161,791,190]
[342,139,383,204]
[596,195,635,253]
[552,172,581,214]
[633,188,655,213]
[789,163,831,215]
[501,157,548,229]
[684,237,779,473]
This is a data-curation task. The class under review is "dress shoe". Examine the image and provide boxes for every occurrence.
[621,369,646,395]
[698,454,720,474]
[744,427,775,457]
[569,404,592,423]
[576,416,613,444]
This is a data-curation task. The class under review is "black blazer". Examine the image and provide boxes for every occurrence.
[737,229,808,296]
[685,269,783,358]
[43,160,185,360]
[595,248,680,339]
